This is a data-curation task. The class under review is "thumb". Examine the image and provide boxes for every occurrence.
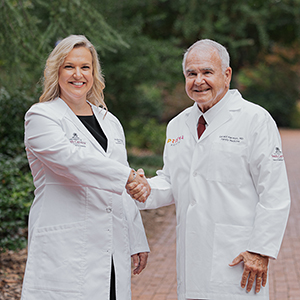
[137,168,145,177]
[229,254,243,267]
[132,254,139,267]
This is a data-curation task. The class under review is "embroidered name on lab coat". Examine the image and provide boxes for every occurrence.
[219,135,244,143]
[69,133,87,147]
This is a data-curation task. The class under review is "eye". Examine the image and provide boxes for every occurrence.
[203,70,213,75]
[187,72,196,77]
[82,65,91,70]
[64,65,73,69]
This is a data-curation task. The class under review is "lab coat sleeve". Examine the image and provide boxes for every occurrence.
[122,192,150,255]
[246,114,290,259]
[24,105,131,195]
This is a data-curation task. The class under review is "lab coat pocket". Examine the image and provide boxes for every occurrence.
[207,142,246,186]
[29,221,85,292]
[210,223,252,285]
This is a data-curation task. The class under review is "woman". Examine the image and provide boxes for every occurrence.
[21,35,150,300]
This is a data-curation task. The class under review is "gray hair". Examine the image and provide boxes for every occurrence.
[182,39,230,74]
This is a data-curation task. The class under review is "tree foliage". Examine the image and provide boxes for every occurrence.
[0,0,127,91]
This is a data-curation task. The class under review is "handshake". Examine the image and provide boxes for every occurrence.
[126,169,151,203]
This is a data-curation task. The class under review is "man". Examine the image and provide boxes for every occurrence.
[128,39,290,300]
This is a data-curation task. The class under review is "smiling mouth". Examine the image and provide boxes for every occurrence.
[70,82,85,86]
[194,88,210,92]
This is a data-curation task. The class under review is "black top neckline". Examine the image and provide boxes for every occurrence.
[77,114,108,152]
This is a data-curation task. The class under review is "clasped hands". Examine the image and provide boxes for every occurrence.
[126,169,151,203]
[230,251,269,294]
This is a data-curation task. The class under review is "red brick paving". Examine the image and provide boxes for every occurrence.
[132,129,300,300]
[269,129,300,300]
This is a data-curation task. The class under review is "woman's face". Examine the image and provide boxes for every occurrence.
[58,46,93,105]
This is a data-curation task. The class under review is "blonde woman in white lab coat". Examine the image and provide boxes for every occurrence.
[21,35,151,300]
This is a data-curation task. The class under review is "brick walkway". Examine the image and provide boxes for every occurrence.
[131,129,300,300]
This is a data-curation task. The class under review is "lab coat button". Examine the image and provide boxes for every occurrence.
[193,171,197,177]
[106,207,112,213]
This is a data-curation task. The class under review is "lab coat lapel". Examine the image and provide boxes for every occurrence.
[60,99,108,156]
[201,109,232,140]
[201,90,242,141]
[185,103,201,143]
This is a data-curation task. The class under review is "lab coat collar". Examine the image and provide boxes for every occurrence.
[55,97,109,156]
[185,89,242,142]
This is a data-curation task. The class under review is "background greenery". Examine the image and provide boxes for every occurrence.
[1,0,300,251]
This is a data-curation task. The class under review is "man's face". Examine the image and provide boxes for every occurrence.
[184,47,232,112]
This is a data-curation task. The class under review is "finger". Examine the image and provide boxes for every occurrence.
[255,273,263,294]
[131,254,139,267]
[240,269,250,289]
[139,253,148,270]
[132,185,147,200]
[246,272,256,292]
[133,253,148,275]
[127,184,145,197]
[229,254,243,267]
[126,181,139,190]
[135,193,148,203]
[262,272,268,287]
[127,185,144,196]
[137,169,145,177]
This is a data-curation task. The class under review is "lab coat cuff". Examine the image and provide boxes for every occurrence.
[130,246,150,256]
[246,247,277,259]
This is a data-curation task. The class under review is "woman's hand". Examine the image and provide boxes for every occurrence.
[132,252,149,275]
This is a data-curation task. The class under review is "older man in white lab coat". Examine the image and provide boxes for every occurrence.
[128,39,290,300]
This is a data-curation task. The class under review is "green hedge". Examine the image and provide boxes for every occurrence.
[0,154,34,251]
[0,88,35,252]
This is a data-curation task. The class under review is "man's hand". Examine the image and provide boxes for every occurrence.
[132,252,148,275]
[126,169,151,203]
[229,251,269,293]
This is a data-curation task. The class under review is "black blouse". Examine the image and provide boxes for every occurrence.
[77,115,108,152]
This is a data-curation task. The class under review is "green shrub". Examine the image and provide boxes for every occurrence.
[0,153,34,252]
[126,118,166,155]
[128,153,163,177]
[0,87,36,251]
[0,87,36,156]
[236,44,300,128]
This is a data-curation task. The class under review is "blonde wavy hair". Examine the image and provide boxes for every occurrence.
[39,35,106,110]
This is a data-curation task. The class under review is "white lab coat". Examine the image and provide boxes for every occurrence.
[21,98,149,300]
[138,90,290,300]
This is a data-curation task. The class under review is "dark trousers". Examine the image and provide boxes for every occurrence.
[110,258,116,300]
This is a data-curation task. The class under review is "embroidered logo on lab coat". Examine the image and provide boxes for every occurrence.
[272,147,284,161]
[69,133,87,147]
[114,138,124,145]
[167,135,184,146]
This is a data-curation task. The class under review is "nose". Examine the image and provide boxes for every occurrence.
[73,67,82,79]
[195,74,204,85]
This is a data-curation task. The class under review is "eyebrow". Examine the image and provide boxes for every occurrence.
[64,62,92,66]
[186,67,214,73]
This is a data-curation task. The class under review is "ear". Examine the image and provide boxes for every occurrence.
[224,67,232,88]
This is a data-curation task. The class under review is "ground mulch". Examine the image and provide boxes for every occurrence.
[0,249,27,300]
